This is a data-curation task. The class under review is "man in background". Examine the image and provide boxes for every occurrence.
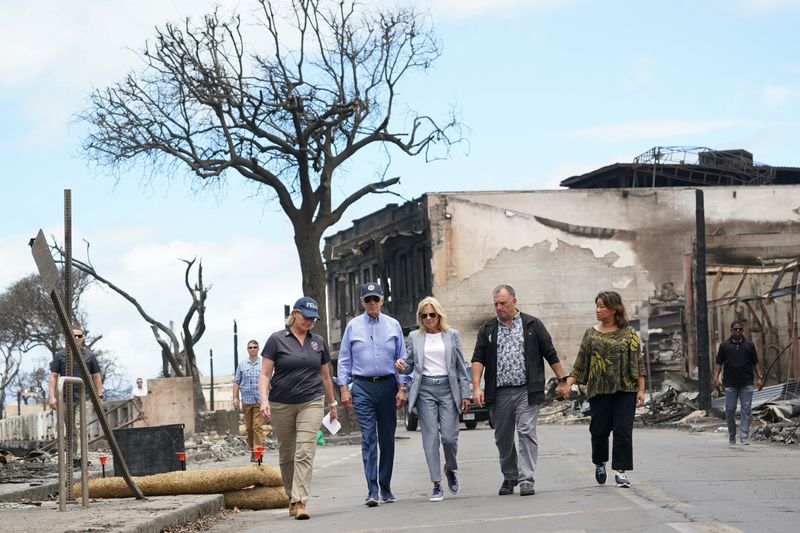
[48,325,103,459]
[714,320,764,445]
[234,339,264,461]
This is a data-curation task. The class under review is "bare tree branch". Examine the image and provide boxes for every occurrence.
[81,0,463,341]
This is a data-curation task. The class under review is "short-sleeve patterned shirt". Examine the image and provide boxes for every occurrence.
[495,313,527,387]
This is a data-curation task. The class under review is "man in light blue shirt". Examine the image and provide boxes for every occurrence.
[338,282,407,507]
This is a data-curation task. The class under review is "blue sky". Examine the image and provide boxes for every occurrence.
[1,0,799,388]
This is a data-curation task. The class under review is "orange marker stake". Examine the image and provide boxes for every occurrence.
[177,451,186,471]
[99,455,108,478]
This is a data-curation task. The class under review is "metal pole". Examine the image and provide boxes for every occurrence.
[233,320,239,374]
[63,189,75,501]
[57,376,89,511]
[209,349,214,411]
[695,189,711,411]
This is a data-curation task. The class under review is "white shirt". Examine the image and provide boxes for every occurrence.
[422,333,448,376]
[132,384,148,397]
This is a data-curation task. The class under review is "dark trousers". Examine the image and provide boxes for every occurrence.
[588,391,636,471]
[351,379,397,497]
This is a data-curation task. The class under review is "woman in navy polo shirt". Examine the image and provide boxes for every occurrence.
[259,296,338,520]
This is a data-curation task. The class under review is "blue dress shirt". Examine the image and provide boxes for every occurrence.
[234,358,261,404]
[337,312,408,385]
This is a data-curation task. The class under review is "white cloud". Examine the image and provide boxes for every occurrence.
[572,118,764,143]
[419,0,577,19]
[762,83,800,111]
[739,0,800,10]
[81,234,302,384]
[1,228,303,386]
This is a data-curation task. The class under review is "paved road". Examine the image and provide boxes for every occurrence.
[204,424,799,533]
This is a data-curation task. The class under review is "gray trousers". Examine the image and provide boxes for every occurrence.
[489,386,540,484]
[416,379,460,483]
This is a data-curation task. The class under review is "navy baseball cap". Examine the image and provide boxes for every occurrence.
[293,296,320,318]
[360,282,383,299]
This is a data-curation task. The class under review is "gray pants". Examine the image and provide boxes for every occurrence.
[416,378,460,483]
[489,386,539,484]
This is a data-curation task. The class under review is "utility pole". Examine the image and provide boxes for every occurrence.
[233,320,239,374]
[695,189,711,411]
[209,349,215,411]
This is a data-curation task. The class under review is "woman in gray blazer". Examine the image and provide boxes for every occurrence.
[396,296,471,502]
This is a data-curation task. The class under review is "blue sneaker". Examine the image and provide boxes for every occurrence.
[429,486,444,502]
[365,493,380,507]
[381,492,396,503]
[444,467,459,494]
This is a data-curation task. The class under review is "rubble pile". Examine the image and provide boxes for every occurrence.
[750,399,800,445]
[185,433,250,463]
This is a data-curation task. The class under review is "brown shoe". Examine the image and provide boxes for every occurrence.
[288,502,297,516]
[294,502,310,520]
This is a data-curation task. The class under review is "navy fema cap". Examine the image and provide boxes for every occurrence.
[293,296,320,318]
[360,282,383,299]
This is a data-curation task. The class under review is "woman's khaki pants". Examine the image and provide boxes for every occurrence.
[269,396,324,504]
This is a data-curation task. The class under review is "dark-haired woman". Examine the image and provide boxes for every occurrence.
[556,291,645,488]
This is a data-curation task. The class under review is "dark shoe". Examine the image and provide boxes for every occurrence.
[498,479,516,495]
[381,492,396,503]
[595,464,607,485]
[615,471,630,488]
[430,486,444,502]
[365,493,380,507]
[444,467,459,494]
[519,481,535,496]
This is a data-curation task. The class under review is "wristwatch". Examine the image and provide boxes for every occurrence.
[558,376,568,383]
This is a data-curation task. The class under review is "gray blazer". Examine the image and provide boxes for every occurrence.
[402,328,471,412]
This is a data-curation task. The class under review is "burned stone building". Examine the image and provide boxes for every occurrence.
[324,147,800,383]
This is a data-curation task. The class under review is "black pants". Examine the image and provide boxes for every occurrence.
[588,391,636,471]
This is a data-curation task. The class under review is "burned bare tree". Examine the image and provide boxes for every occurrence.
[53,244,209,412]
[81,0,461,340]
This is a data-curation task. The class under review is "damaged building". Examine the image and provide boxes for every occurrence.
[324,147,800,385]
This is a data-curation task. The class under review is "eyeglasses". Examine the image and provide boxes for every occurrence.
[363,296,381,303]
[420,313,438,319]
[73,334,84,338]
[732,327,744,331]
[247,346,259,349]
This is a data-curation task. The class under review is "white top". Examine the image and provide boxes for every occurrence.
[422,333,447,376]
[132,384,148,397]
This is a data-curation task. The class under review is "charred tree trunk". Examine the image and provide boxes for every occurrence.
[294,225,329,343]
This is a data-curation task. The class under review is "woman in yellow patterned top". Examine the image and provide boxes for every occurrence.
[556,291,645,488]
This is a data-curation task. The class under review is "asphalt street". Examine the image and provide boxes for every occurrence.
[203,423,800,533]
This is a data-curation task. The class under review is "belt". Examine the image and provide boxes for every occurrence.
[421,375,449,385]
[353,374,394,382]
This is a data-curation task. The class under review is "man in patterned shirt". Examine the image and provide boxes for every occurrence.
[233,339,264,461]
[472,285,566,496]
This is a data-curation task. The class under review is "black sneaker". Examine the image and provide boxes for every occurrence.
[595,464,607,485]
[444,467,459,494]
[365,493,380,507]
[519,481,535,496]
[498,479,516,495]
